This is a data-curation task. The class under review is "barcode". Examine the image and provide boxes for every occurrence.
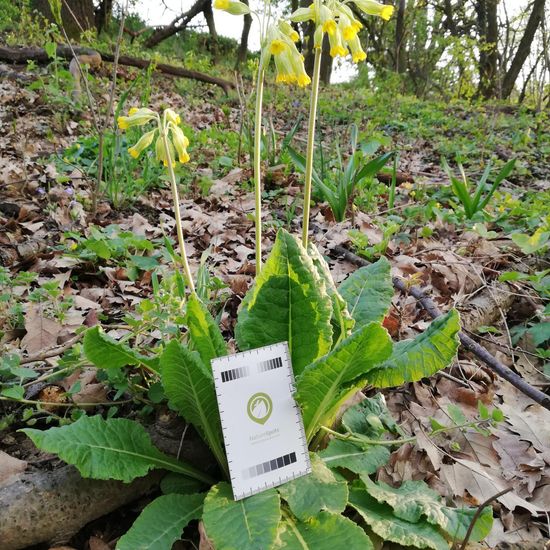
[243,452,297,479]
[258,356,283,373]
[221,366,250,383]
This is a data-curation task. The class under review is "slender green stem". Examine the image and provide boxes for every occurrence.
[253,66,265,275]
[161,130,196,293]
[388,153,399,211]
[320,425,416,446]
[302,47,322,248]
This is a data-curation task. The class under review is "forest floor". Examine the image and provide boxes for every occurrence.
[0,57,549,549]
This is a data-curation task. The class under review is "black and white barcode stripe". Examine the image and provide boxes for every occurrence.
[221,366,250,383]
[242,452,297,479]
[258,356,283,373]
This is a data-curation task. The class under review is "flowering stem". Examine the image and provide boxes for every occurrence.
[253,66,265,275]
[302,47,322,248]
[161,130,196,293]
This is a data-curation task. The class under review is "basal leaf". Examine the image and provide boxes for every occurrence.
[202,482,280,550]
[348,487,449,550]
[342,394,402,439]
[338,257,393,331]
[319,439,390,475]
[21,415,212,484]
[278,453,348,521]
[116,493,205,550]
[160,340,227,477]
[160,472,206,495]
[368,310,460,388]
[308,243,354,344]
[83,326,158,371]
[186,293,227,369]
[276,511,373,550]
[363,477,492,542]
[296,322,392,443]
[236,229,332,375]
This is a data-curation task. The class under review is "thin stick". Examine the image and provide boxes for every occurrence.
[253,66,265,274]
[332,245,550,411]
[302,47,322,248]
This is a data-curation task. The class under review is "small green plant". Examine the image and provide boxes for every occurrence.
[441,157,516,219]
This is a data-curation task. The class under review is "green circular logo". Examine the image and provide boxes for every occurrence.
[247,392,273,425]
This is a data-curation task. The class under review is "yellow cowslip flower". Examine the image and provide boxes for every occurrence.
[213,0,250,15]
[319,5,337,35]
[347,34,367,62]
[155,134,176,168]
[352,0,394,21]
[117,107,156,130]
[128,129,156,159]
[328,28,348,58]
[278,20,299,42]
[270,39,288,55]
[165,108,181,125]
[169,124,191,164]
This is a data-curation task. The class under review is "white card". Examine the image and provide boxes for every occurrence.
[211,342,311,500]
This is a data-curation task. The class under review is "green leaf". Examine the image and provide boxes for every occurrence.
[276,511,374,550]
[202,482,280,550]
[236,229,332,375]
[319,439,390,475]
[1,386,25,400]
[349,487,449,550]
[296,322,392,443]
[83,326,158,371]
[186,293,227,369]
[308,243,354,343]
[116,493,205,550]
[278,453,348,521]
[21,415,212,484]
[160,340,227,477]
[338,257,393,331]
[160,472,206,495]
[367,309,460,388]
[511,228,550,254]
[129,254,159,271]
[342,394,402,439]
[362,477,493,542]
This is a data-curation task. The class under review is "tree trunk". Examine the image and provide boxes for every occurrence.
[395,0,406,73]
[203,0,218,62]
[95,0,113,35]
[33,0,94,39]
[144,0,207,48]
[477,0,499,98]
[235,0,252,70]
[501,0,546,99]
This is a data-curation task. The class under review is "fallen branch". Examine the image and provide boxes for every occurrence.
[0,45,234,94]
[332,245,550,411]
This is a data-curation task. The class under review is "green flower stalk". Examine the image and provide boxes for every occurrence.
[118,107,195,293]
[215,1,310,274]
[289,0,394,247]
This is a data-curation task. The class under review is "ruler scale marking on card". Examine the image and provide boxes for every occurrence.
[211,342,311,500]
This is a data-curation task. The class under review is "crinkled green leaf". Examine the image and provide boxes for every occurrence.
[308,243,354,343]
[338,257,393,331]
[236,229,332,375]
[296,322,392,443]
[116,493,205,550]
[21,415,211,484]
[278,453,348,520]
[202,482,280,550]
[276,511,374,550]
[349,487,449,550]
[160,472,206,495]
[342,394,403,439]
[362,477,492,542]
[160,340,227,477]
[186,293,227,369]
[83,326,158,371]
[368,310,460,387]
[319,439,390,475]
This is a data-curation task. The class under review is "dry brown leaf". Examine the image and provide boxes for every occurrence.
[21,303,63,354]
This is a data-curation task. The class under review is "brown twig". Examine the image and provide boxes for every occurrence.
[19,333,84,365]
[332,245,550,411]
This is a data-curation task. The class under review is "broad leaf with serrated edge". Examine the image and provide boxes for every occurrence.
[276,511,374,549]
[160,340,227,477]
[338,257,393,330]
[349,487,449,550]
[22,415,212,484]
[116,493,205,550]
[236,229,332,375]
[308,243,354,344]
[202,482,280,550]
[368,309,460,388]
[342,394,402,439]
[362,477,492,542]
[319,439,390,475]
[278,453,347,521]
[84,326,158,371]
[296,322,392,443]
[186,293,226,369]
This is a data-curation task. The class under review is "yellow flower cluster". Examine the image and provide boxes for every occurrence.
[117,108,190,168]
[290,0,394,63]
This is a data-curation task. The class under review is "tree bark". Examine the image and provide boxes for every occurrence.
[477,0,499,98]
[95,0,113,35]
[395,0,406,73]
[501,0,546,99]
[144,0,208,48]
[33,0,95,39]
[235,0,252,70]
